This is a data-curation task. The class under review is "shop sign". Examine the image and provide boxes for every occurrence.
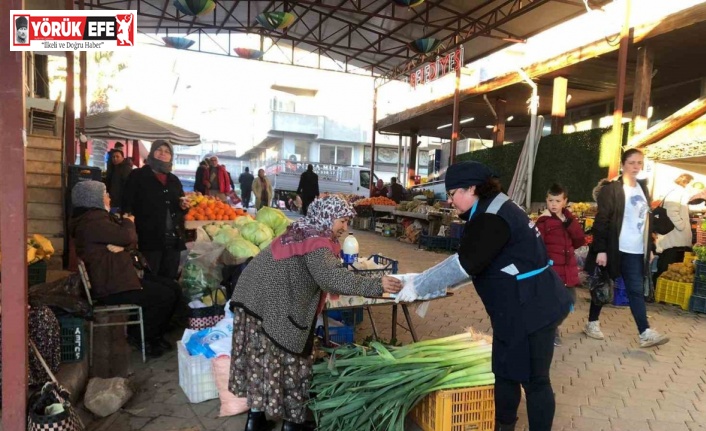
[408,46,464,89]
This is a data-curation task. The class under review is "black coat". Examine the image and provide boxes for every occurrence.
[586,177,652,279]
[297,170,319,199]
[194,166,207,194]
[238,172,254,194]
[122,165,187,252]
[105,159,133,208]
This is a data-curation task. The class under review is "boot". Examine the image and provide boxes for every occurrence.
[495,419,517,431]
[244,410,275,431]
[281,420,306,431]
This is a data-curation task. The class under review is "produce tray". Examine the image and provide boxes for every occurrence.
[411,385,495,431]
[372,205,396,213]
[655,278,693,310]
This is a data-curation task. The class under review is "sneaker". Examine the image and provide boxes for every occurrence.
[554,336,562,347]
[639,328,669,348]
[583,321,605,340]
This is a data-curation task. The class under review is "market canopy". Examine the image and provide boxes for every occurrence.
[83,107,201,146]
[77,0,608,77]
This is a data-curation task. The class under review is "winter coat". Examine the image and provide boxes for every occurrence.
[371,186,388,198]
[389,183,405,203]
[297,170,319,200]
[585,177,652,279]
[122,165,187,252]
[105,158,133,208]
[536,208,586,287]
[204,165,232,195]
[69,208,141,298]
[238,172,254,194]
[232,247,382,356]
[655,186,693,253]
[194,166,208,194]
[252,176,273,209]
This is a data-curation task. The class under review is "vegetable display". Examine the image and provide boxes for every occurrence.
[309,330,494,431]
[354,196,397,207]
[184,192,246,221]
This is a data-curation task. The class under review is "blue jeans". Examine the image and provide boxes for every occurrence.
[589,252,649,334]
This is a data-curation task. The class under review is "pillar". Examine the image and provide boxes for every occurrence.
[551,77,568,135]
[631,46,653,134]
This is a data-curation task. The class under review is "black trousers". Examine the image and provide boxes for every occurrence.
[653,246,691,284]
[99,278,177,341]
[142,247,182,280]
[494,323,557,431]
[301,196,315,216]
[241,191,251,209]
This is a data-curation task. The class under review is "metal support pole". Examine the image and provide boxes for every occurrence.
[450,52,462,165]
[79,0,87,165]
[609,0,632,178]
[370,85,378,193]
[397,134,402,180]
[1,2,29,429]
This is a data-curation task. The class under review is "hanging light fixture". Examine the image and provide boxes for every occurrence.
[392,0,425,8]
[163,36,195,50]
[256,11,296,31]
[409,37,440,54]
[234,48,265,60]
[173,0,216,16]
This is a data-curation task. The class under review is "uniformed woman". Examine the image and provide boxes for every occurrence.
[396,161,571,431]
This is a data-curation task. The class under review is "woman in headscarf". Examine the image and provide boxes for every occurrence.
[229,195,402,431]
[123,140,190,280]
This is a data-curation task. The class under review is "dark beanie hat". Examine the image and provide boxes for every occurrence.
[16,16,28,29]
[445,161,498,191]
[72,180,106,210]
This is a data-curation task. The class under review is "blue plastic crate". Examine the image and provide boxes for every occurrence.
[316,324,354,345]
[345,254,398,278]
[418,235,460,252]
[449,222,465,239]
[326,309,364,326]
[689,294,706,314]
[613,277,629,306]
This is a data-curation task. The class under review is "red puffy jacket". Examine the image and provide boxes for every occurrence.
[536,208,586,287]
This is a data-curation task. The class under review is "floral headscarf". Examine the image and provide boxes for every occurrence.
[270,195,356,261]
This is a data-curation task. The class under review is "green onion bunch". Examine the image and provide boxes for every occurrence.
[309,330,494,430]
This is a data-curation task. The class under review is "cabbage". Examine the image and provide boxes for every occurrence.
[234,216,255,228]
[240,221,274,246]
[212,228,241,246]
[274,223,289,237]
[256,207,290,230]
[226,238,260,259]
[259,238,273,250]
[203,223,222,239]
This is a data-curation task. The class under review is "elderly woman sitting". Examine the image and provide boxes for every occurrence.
[69,180,177,358]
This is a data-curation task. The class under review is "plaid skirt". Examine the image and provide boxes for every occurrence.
[228,307,313,423]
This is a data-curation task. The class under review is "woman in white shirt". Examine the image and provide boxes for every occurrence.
[654,173,694,281]
[583,149,669,348]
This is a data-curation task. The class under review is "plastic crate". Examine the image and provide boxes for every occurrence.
[655,278,693,310]
[178,341,218,403]
[345,254,398,278]
[411,385,495,431]
[326,309,364,326]
[449,222,465,239]
[689,294,706,314]
[694,261,706,283]
[351,217,371,231]
[28,260,47,287]
[613,277,629,307]
[315,324,354,345]
[58,316,85,363]
[418,235,460,252]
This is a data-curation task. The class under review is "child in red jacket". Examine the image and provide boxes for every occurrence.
[537,183,586,346]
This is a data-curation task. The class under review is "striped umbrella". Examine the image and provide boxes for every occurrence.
[256,12,296,31]
[173,0,216,16]
[234,48,265,60]
[163,36,195,50]
[409,37,441,54]
[392,0,425,7]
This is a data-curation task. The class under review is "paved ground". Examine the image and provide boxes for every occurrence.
[85,229,706,431]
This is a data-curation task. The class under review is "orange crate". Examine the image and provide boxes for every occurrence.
[411,385,495,431]
[655,278,693,310]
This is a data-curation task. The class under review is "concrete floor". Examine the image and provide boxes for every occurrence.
[84,228,706,431]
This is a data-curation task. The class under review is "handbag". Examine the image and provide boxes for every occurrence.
[187,287,226,330]
[650,191,675,235]
[27,341,85,431]
[589,266,614,306]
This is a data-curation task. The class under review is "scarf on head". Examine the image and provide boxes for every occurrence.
[147,140,173,174]
[271,195,357,261]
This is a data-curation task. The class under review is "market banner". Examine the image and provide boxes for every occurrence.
[9,10,137,51]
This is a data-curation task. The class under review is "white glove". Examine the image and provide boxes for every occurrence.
[392,273,419,303]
